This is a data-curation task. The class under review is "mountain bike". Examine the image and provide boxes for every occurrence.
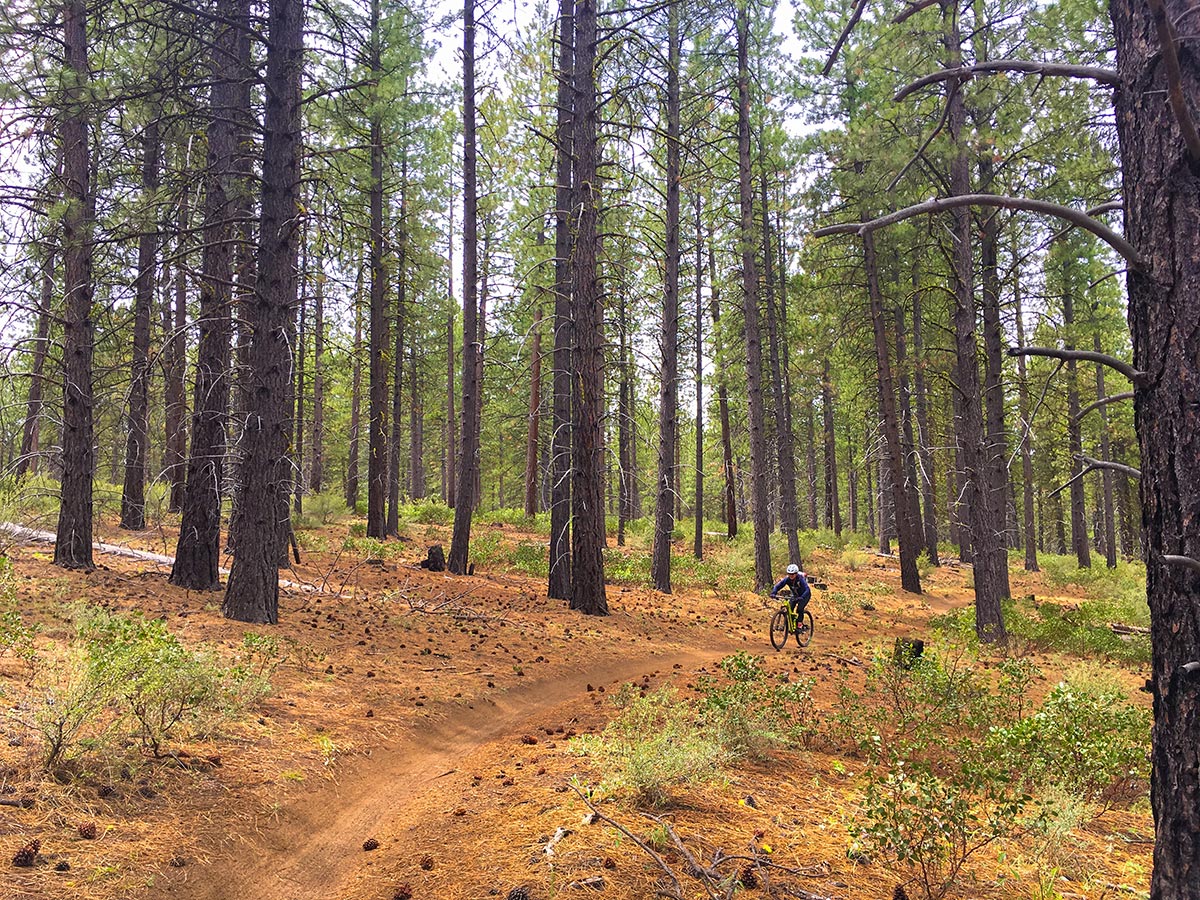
[769,591,814,650]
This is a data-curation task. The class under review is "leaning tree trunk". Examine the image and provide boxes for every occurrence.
[54,0,94,570]
[650,0,681,594]
[1110,0,1200,892]
[120,114,159,531]
[548,0,573,598]
[448,0,480,575]
[944,0,1006,642]
[171,3,238,590]
[221,0,303,624]
[735,3,772,589]
[567,0,607,615]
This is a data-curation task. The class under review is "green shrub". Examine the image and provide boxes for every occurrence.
[407,500,453,525]
[570,687,726,806]
[916,550,934,580]
[697,652,815,758]
[841,548,871,571]
[468,529,504,567]
[509,540,548,578]
[295,491,350,529]
[602,548,651,585]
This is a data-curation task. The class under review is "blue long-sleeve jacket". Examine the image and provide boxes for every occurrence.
[771,573,811,603]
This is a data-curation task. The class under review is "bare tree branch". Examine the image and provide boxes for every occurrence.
[822,0,869,77]
[894,60,1121,102]
[1148,0,1200,170]
[893,0,939,24]
[1007,347,1146,385]
[569,785,683,899]
[1078,453,1142,479]
[813,195,1143,268]
[1075,391,1135,422]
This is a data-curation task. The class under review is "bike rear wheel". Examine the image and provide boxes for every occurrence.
[794,610,814,647]
[770,609,790,651]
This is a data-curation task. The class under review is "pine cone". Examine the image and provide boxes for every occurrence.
[419,853,434,870]
[12,839,40,867]
[740,864,759,888]
[362,838,380,852]
[77,822,98,840]
[392,884,413,900]
[506,888,532,900]
[893,886,910,900]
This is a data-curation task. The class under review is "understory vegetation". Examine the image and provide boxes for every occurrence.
[573,634,1148,898]
[0,561,278,771]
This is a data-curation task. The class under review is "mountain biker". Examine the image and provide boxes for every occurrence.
[770,564,811,623]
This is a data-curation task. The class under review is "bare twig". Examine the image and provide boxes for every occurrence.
[1110,622,1151,635]
[1077,454,1142,479]
[1007,347,1146,385]
[569,784,683,900]
[642,813,722,899]
[894,60,1120,102]
[813,195,1142,268]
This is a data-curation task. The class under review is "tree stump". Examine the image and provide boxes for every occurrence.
[420,545,446,572]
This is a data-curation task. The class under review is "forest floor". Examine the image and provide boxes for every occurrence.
[0,513,1153,900]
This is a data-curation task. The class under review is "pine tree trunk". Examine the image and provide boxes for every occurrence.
[1092,332,1118,568]
[1060,252,1092,568]
[548,0,573,598]
[387,184,409,536]
[1012,274,1039,571]
[171,5,238,590]
[864,234,921,591]
[708,288,737,540]
[445,312,457,507]
[309,258,324,493]
[693,191,704,560]
[294,240,306,515]
[736,3,772,589]
[911,270,939,563]
[120,115,159,531]
[822,359,841,534]
[567,0,607,614]
[18,246,54,478]
[449,0,480,574]
[524,303,543,516]
[806,401,817,529]
[366,0,388,539]
[761,168,802,565]
[346,276,363,510]
[1110,1,1200,890]
[54,0,94,570]
[650,2,681,593]
[222,0,303,623]
[617,286,631,546]
[164,186,189,513]
[893,299,925,554]
[409,308,425,501]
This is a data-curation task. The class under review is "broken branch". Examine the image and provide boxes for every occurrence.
[1163,555,1200,575]
[569,785,683,899]
[822,0,869,76]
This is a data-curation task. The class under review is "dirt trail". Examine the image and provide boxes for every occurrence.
[149,645,732,900]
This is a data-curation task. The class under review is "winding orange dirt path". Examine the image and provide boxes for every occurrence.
[149,645,735,900]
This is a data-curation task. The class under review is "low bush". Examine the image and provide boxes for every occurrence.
[295,491,350,529]
[841,548,871,571]
[509,540,549,578]
[697,652,816,759]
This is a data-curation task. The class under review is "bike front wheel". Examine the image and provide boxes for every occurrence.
[770,608,790,651]
[794,610,815,647]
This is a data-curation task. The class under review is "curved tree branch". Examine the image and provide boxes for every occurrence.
[893,0,939,24]
[813,194,1143,268]
[894,60,1121,102]
[1006,347,1146,385]
[1164,555,1200,575]
[1078,454,1142,479]
[1074,391,1135,422]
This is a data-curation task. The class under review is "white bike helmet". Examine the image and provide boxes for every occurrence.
[786,564,800,575]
